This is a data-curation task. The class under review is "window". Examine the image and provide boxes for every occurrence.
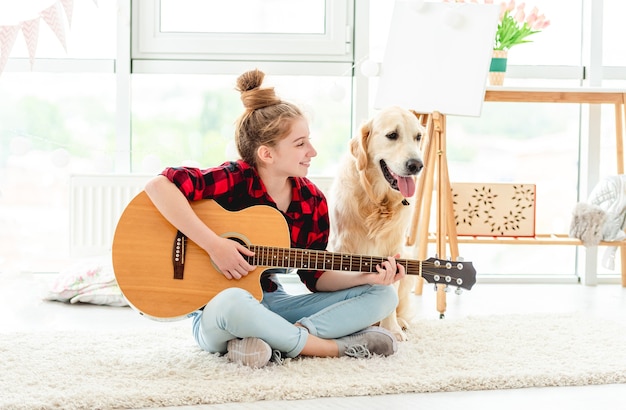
[0,1,117,272]
[133,0,352,61]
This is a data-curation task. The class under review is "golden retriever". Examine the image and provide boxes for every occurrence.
[328,106,425,341]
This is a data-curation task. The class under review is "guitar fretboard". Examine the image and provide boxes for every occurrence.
[246,244,420,275]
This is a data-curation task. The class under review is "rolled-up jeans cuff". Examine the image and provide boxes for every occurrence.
[286,326,309,358]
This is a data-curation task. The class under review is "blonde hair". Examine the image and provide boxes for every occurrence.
[234,69,304,167]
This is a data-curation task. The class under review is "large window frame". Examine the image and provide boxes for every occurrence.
[132,0,353,62]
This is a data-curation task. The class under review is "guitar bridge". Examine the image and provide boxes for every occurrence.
[173,230,186,279]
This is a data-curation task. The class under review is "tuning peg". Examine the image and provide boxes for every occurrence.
[455,287,463,295]
[456,256,465,262]
[444,285,450,293]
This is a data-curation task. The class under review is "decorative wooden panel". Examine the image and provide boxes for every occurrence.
[451,183,536,237]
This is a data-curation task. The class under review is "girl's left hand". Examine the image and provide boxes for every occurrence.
[373,254,406,285]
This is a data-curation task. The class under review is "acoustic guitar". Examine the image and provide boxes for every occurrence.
[112,191,476,320]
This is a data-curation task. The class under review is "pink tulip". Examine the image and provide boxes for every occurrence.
[506,0,516,12]
[514,4,526,23]
[538,18,550,30]
[532,14,549,30]
[526,7,538,25]
[499,2,507,19]
[484,0,494,4]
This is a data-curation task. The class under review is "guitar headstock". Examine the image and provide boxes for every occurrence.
[421,257,476,291]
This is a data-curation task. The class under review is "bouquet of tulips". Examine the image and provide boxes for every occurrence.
[443,0,550,51]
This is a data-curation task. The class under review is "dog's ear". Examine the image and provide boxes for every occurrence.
[350,120,371,171]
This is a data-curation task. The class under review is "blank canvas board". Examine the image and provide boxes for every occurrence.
[374,1,500,117]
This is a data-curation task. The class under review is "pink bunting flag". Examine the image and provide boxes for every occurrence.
[40,2,67,52]
[60,0,74,27]
[0,25,20,75]
[21,19,41,69]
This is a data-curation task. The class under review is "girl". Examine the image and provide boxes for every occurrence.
[144,69,406,368]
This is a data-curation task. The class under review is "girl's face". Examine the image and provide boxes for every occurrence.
[270,117,317,178]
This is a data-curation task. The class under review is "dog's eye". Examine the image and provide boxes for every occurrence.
[416,132,422,142]
[386,132,398,140]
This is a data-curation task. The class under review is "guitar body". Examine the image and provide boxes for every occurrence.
[112,191,290,320]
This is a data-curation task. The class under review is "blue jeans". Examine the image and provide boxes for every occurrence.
[190,276,398,358]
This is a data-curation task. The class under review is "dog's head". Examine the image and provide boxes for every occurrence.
[350,106,425,199]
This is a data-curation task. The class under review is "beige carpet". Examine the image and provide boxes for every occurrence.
[2,313,626,410]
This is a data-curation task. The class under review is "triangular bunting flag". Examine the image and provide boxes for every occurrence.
[0,25,20,75]
[60,0,74,27]
[40,2,67,52]
[21,19,41,69]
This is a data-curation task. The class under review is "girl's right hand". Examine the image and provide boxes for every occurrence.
[207,236,256,280]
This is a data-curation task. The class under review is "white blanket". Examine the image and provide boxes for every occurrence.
[569,174,626,269]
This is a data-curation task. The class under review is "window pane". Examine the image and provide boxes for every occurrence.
[0,73,116,272]
[160,0,326,34]
[131,73,352,176]
[505,0,583,66]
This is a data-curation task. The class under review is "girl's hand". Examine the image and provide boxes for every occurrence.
[372,254,406,285]
[207,236,256,280]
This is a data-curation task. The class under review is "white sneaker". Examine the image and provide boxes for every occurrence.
[226,337,272,368]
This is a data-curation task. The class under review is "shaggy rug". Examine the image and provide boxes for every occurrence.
[2,313,626,410]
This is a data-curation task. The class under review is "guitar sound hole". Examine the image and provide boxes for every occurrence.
[229,237,247,246]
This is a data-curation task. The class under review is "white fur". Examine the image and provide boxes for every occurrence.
[328,106,425,341]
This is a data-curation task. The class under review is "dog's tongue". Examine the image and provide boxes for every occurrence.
[397,176,416,198]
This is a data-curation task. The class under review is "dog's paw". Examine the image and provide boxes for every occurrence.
[379,317,409,341]
[381,323,408,341]
[392,327,409,342]
[397,317,411,332]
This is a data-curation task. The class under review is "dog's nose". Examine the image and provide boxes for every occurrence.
[406,158,424,175]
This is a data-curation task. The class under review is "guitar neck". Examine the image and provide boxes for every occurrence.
[247,245,420,275]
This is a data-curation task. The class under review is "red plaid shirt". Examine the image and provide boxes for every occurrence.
[161,160,329,292]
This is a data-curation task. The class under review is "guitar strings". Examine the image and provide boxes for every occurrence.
[245,244,469,282]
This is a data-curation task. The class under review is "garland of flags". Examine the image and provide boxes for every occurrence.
[0,0,97,76]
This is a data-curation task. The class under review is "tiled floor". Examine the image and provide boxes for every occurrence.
[3,271,626,409]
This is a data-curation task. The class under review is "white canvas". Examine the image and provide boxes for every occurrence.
[374,1,500,117]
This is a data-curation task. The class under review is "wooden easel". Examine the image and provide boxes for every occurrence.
[406,111,460,318]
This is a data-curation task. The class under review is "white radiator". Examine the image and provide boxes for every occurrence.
[68,174,334,258]
[69,174,152,257]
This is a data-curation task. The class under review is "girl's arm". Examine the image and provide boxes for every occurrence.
[144,175,255,279]
[314,255,406,291]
